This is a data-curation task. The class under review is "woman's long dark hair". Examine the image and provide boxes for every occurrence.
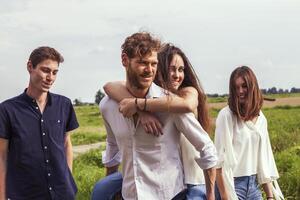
[154,43,211,133]
[228,66,263,121]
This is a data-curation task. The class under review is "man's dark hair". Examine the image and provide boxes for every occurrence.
[121,32,161,59]
[29,46,64,68]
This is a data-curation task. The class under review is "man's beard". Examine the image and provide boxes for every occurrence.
[127,63,153,90]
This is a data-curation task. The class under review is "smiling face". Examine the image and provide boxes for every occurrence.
[124,51,158,91]
[28,59,59,94]
[235,76,248,104]
[168,54,185,91]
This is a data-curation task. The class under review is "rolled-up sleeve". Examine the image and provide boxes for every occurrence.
[99,98,121,167]
[101,118,121,167]
[173,113,217,169]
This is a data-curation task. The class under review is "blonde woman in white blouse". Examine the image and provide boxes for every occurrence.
[214,66,284,200]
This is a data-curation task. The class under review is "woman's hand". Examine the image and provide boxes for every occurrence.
[139,112,163,136]
[119,98,137,117]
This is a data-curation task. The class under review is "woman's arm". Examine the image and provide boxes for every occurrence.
[103,81,130,102]
[118,86,199,117]
[104,81,162,135]
[105,81,199,116]
[216,168,229,200]
[262,183,274,199]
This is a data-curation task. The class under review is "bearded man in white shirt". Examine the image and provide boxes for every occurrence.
[100,32,217,200]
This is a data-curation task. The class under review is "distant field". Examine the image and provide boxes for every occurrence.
[72,102,300,199]
[209,96,300,109]
[207,92,300,104]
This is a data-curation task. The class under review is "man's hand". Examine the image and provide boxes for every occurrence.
[139,112,163,136]
[119,98,137,117]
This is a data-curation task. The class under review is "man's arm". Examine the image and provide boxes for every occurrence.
[0,138,8,200]
[64,133,73,172]
[100,99,121,176]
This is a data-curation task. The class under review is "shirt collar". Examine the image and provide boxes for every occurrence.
[146,83,166,99]
[21,88,53,106]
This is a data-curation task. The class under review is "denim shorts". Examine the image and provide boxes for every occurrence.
[234,175,262,200]
[215,174,262,200]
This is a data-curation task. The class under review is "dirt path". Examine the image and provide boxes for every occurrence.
[209,97,300,109]
[73,142,104,158]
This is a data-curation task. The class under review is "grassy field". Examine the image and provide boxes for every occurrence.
[71,106,106,145]
[72,104,300,200]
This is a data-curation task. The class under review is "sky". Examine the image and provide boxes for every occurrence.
[0,0,299,103]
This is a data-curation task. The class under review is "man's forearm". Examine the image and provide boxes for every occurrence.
[0,163,6,200]
[0,139,8,200]
[66,145,73,172]
[204,167,216,200]
[64,134,73,172]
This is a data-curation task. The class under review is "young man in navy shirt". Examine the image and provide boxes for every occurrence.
[0,46,79,200]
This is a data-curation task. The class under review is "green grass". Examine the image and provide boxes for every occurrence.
[263,106,300,153]
[73,149,105,200]
[71,106,105,145]
[207,96,227,103]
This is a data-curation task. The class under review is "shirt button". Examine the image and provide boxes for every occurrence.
[41,119,44,122]
[46,159,49,163]
[57,120,60,123]
[48,173,51,177]
[49,186,52,191]
[44,146,48,149]
[42,132,46,136]
[35,107,39,110]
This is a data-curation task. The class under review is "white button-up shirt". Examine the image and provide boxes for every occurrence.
[100,83,217,200]
[214,106,284,200]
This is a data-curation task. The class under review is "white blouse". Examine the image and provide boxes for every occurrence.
[180,135,205,185]
[214,106,284,200]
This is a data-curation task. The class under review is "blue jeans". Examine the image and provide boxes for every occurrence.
[91,172,123,200]
[91,172,207,200]
[186,184,206,200]
[215,175,262,200]
[234,175,262,200]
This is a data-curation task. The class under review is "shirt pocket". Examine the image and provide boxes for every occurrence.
[48,119,65,143]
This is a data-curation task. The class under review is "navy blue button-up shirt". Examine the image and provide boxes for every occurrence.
[0,91,79,200]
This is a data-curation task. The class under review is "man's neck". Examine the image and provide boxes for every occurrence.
[26,86,48,104]
[125,82,149,98]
